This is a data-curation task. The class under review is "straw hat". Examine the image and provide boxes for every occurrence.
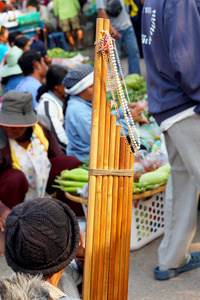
[0,46,23,78]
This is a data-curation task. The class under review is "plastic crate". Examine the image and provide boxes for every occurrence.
[16,12,40,28]
[130,191,165,251]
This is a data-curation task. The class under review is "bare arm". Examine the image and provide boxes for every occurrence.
[97,9,121,40]
[140,0,145,4]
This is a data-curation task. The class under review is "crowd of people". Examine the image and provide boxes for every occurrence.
[2,0,199,298]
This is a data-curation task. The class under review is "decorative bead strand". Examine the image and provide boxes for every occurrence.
[108,39,140,153]
[97,33,140,155]
[112,39,141,150]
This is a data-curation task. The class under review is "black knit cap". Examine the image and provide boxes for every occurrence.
[5,198,80,277]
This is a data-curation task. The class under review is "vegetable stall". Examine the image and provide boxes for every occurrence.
[47,47,94,69]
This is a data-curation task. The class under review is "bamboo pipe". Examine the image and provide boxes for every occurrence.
[107,125,121,299]
[102,114,117,299]
[91,18,110,300]
[113,136,126,300]
[118,144,131,299]
[96,101,111,300]
[82,18,104,300]
[123,153,134,299]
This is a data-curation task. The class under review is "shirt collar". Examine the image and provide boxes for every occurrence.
[48,91,63,108]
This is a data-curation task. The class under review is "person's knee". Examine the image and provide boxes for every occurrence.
[0,169,28,188]
[0,169,28,208]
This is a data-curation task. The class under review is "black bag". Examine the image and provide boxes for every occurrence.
[106,0,123,17]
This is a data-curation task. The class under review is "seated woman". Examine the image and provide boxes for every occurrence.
[63,64,94,162]
[0,90,82,213]
[14,36,32,52]
[36,64,69,151]
[0,46,23,94]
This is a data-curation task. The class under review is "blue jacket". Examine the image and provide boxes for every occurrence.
[142,0,200,125]
[65,96,92,162]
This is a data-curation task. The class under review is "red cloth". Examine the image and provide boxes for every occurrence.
[0,169,29,209]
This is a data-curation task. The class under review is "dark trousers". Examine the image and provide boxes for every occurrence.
[0,156,84,216]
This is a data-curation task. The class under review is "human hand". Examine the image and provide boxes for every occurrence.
[128,102,149,124]
[76,230,85,258]
[0,217,5,232]
[111,28,121,40]
[44,55,52,67]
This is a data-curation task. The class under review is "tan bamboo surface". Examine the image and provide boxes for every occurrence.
[96,101,111,300]
[90,19,110,300]
[107,125,121,299]
[82,18,103,300]
[118,144,131,299]
[123,154,135,299]
[111,137,124,300]
[82,17,135,300]
[102,114,117,299]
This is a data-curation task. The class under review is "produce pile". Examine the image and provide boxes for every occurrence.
[53,163,170,196]
[133,164,170,194]
[53,168,88,193]
[47,47,80,59]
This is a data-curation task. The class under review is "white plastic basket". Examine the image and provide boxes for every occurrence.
[65,189,165,252]
[130,191,165,251]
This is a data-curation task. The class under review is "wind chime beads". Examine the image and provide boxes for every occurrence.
[96,32,141,155]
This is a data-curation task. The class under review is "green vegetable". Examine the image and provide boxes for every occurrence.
[154,164,170,174]
[124,74,146,91]
[54,179,86,187]
[60,168,88,182]
[52,185,81,192]
[139,170,169,186]
[47,47,79,59]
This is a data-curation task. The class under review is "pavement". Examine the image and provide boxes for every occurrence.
[1,55,200,299]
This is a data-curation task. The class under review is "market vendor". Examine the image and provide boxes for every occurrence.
[0,90,82,209]
[0,45,23,94]
[16,50,47,108]
[36,64,69,150]
[14,36,32,52]
[63,63,149,162]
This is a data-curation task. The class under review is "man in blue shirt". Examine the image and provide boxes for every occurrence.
[16,50,47,109]
[142,0,200,280]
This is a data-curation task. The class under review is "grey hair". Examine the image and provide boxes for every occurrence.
[0,273,49,300]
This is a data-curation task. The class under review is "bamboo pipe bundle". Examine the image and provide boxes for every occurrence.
[82,18,135,300]
[90,19,110,300]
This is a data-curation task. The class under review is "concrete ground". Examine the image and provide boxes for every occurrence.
[1,55,200,299]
